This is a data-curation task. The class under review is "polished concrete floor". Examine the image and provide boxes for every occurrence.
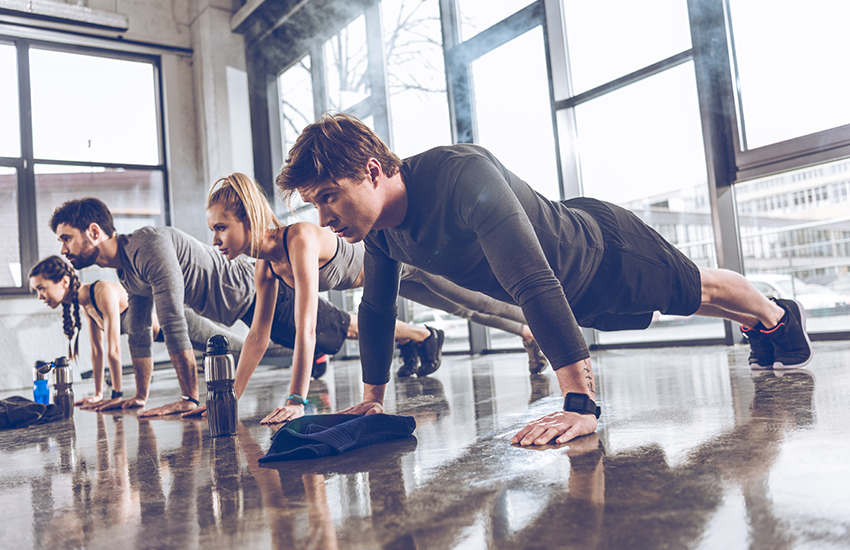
[2,341,850,550]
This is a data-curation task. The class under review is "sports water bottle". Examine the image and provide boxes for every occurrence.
[204,335,238,437]
[52,356,74,418]
[33,360,51,404]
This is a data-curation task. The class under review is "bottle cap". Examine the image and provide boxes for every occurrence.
[205,334,230,356]
[34,360,52,380]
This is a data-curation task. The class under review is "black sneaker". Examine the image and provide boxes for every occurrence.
[415,326,445,377]
[762,299,812,370]
[311,354,328,379]
[522,338,549,374]
[741,323,774,369]
[396,341,419,378]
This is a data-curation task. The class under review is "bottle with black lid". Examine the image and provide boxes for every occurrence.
[204,335,238,437]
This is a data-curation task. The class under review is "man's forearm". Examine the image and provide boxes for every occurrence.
[131,356,154,400]
[555,358,596,398]
[170,349,199,400]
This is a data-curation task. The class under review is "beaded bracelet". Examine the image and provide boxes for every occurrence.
[286,394,309,405]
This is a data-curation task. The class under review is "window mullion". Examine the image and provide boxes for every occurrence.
[16,37,38,284]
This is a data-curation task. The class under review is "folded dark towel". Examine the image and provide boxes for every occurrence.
[0,396,65,430]
[259,413,416,463]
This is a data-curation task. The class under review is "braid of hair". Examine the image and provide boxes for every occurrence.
[60,264,82,360]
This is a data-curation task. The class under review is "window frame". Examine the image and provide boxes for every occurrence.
[0,35,169,295]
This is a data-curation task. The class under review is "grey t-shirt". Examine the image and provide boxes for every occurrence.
[116,226,255,358]
[360,144,604,384]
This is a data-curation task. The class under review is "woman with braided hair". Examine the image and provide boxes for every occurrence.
[30,256,246,411]
[29,255,127,409]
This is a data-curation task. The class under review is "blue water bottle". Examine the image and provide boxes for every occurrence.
[33,360,51,404]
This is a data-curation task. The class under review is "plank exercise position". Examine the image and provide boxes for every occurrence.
[201,173,545,424]
[275,112,813,445]
[29,255,248,411]
[49,198,355,417]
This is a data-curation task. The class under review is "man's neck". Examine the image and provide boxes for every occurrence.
[96,236,123,269]
[375,172,408,230]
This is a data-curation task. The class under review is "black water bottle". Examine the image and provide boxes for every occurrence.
[52,356,74,419]
[204,335,238,437]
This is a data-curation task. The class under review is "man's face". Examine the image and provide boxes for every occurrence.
[55,223,99,269]
[300,176,383,243]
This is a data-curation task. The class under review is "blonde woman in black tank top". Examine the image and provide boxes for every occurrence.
[202,173,436,425]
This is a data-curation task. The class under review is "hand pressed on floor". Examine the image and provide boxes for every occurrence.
[139,399,197,418]
[338,400,384,416]
[260,404,305,425]
[512,410,598,446]
[93,397,146,411]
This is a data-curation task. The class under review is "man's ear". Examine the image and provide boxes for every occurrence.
[366,158,382,186]
[87,223,102,241]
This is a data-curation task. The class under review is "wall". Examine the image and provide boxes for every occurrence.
[0,0,254,390]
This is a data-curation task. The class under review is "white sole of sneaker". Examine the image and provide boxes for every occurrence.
[773,298,813,370]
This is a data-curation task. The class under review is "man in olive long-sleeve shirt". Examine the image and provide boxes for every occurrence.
[276,113,813,445]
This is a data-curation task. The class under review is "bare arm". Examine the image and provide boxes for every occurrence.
[77,313,106,407]
[99,282,124,395]
[96,355,150,411]
[139,349,198,417]
[259,225,327,424]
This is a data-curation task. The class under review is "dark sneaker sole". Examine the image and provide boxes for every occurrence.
[770,299,813,370]
[396,368,417,378]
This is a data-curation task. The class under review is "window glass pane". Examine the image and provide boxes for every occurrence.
[728,1,850,149]
[0,43,20,158]
[737,158,850,333]
[35,166,165,262]
[457,0,532,42]
[472,27,558,200]
[324,15,370,111]
[471,26,554,349]
[0,166,21,287]
[278,56,314,157]
[562,0,692,95]
[29,49,159,165]
[573,63,723,344]
[382,0,451,157]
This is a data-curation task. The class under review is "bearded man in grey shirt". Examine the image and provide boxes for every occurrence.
[49,198,352,417]
[276,112,813,446]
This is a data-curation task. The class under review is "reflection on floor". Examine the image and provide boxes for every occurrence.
[2,342,850,549]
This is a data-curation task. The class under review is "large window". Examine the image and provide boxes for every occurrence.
[727,0,850,151]
[245,0,850,349]
[737,159,850,333]
[573,62,724,344]
[0,39,167,293]
[272,0,453,353]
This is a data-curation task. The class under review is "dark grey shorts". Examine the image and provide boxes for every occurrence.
[567,198,702,331]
